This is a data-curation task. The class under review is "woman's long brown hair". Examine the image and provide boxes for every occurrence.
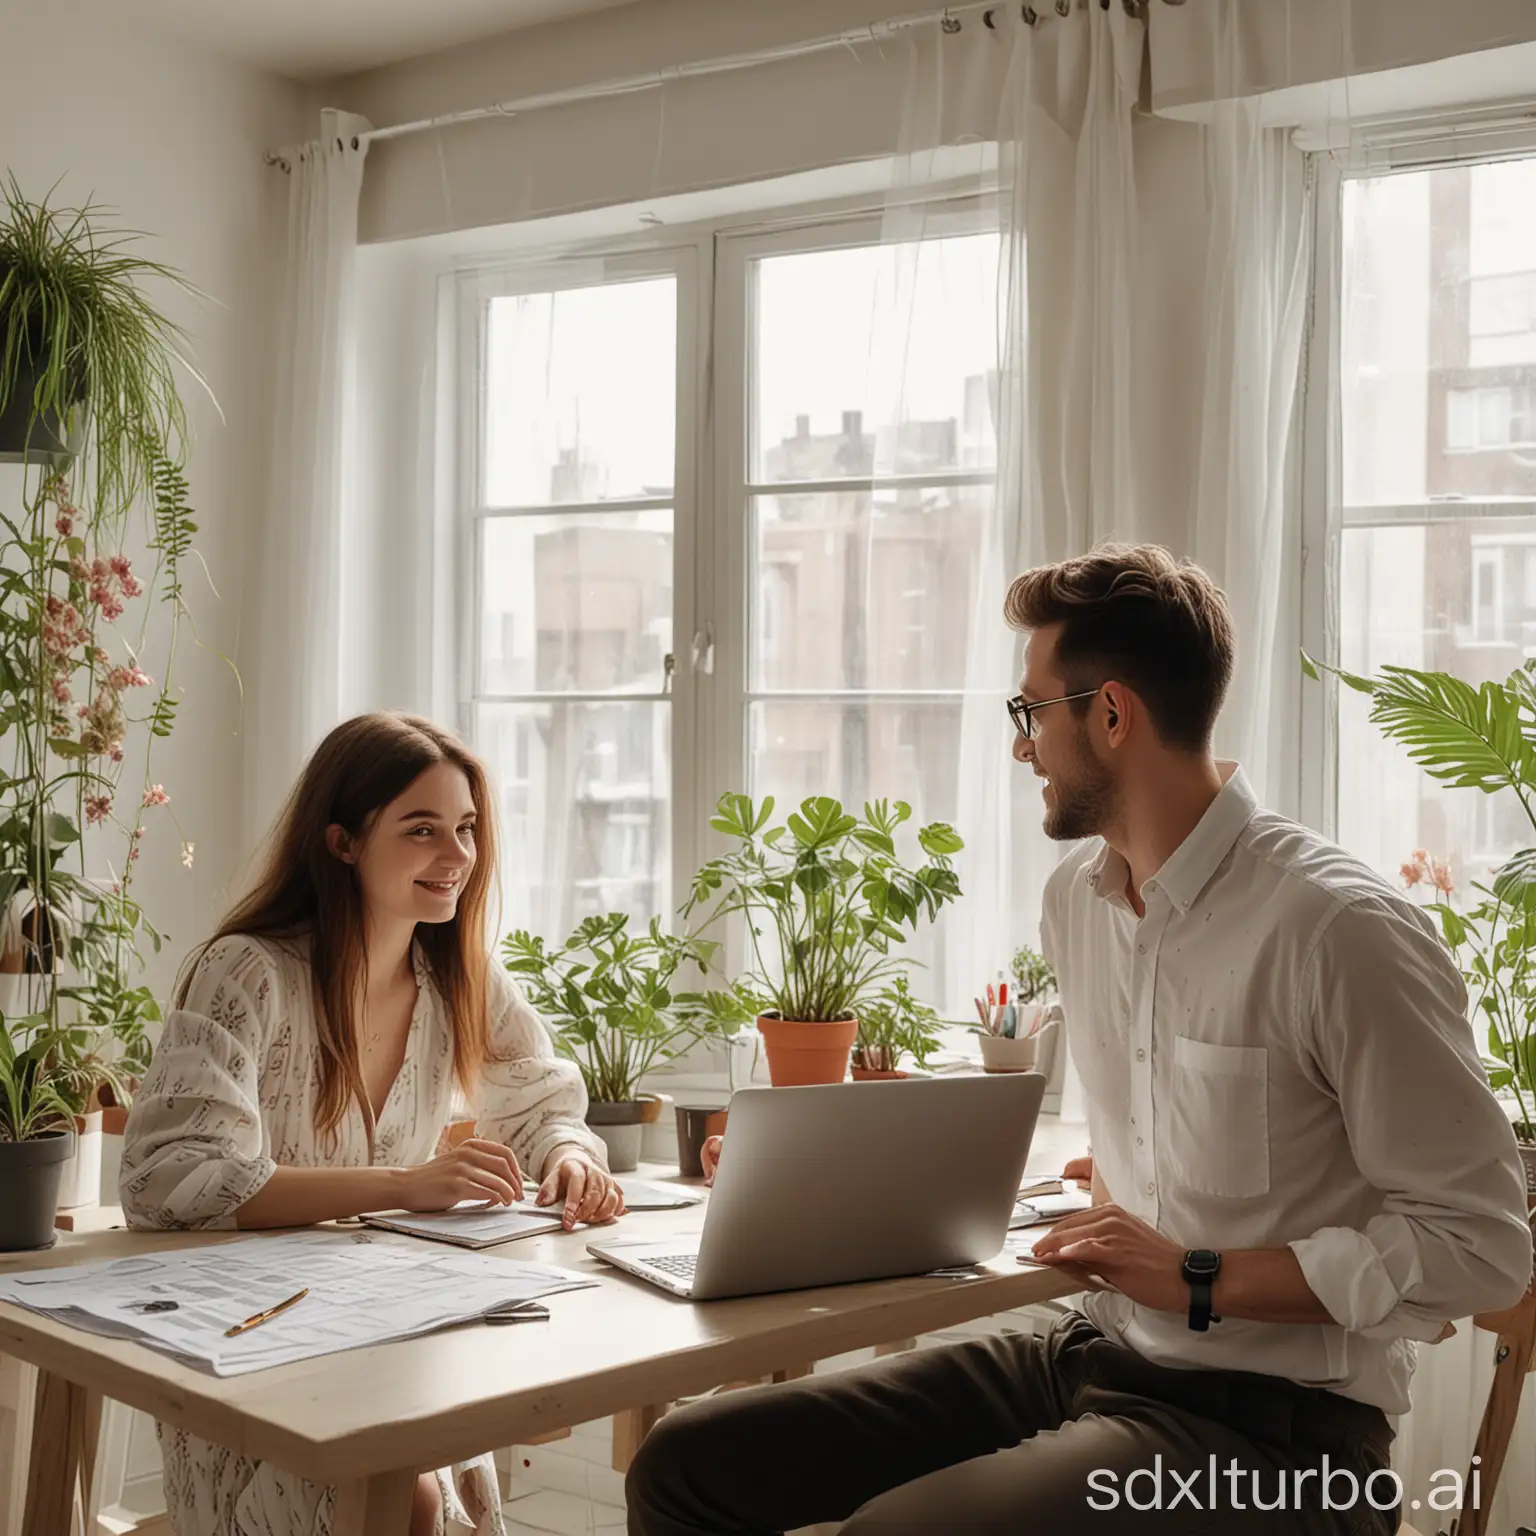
[177,712,499,1143]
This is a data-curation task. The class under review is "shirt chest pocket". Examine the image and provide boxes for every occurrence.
[1165,1035,1270,1199]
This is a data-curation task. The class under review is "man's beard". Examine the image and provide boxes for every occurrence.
[1042,741,1117,842]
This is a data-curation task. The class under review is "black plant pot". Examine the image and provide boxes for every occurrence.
[0,1128,75,1250]
[0,343,83,465]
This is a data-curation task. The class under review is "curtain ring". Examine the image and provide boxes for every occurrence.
[983,7,998,26]
[1056,0,1071,15]
[940,10,963,32]
[1022,4,1038,23]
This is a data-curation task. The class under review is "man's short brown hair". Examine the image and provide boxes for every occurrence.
[1004,543,1235,752]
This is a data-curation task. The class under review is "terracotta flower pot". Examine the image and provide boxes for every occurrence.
[757,1014,857,1087]
[850,1045,906,1081]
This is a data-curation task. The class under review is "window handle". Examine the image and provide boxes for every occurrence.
[691,623,715,676]
[663,653,676,693]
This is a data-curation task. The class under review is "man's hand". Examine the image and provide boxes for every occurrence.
[1030,1202,1186,1313]
[535,1154,626,1229]
[1061,1154,1094,1186]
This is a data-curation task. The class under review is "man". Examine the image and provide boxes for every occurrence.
[626,543,1532,1534]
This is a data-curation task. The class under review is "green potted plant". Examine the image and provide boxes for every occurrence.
[1304,652,1536,1196]
[684,793,964,1087]
[503,914,736,1172]
[850,975,942,1079]
[0,178,201,1238]
[0,1014,82,1249]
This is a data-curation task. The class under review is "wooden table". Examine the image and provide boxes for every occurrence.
[1,1122,1090,1536]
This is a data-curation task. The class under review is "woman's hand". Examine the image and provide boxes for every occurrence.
[701,1134,724,1186]
[397,1137,524,1211]
[1062,1153,1094,1186]
[536,1153,625,1229]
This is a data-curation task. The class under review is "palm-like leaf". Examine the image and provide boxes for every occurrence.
[1305,652,1536,801]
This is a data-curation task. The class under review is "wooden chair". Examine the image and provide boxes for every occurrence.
[1401,1204,1536,1536]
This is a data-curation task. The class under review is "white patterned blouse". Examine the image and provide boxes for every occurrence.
[120,932,606,1536]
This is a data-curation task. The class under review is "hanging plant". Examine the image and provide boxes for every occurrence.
[0,177,208,1153]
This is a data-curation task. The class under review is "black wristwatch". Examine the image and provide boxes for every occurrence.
[1181,1249,1222,1332]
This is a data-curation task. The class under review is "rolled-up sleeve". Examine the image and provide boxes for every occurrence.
[476,966,607,1178]
[118,937,279,1230]
[1289,896,1532,1340]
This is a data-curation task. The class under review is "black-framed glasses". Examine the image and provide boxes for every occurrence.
[1007,688,1101,740]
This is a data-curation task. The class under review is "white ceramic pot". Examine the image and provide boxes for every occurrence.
[56,1110,103,1210]
[978,1015,1060,1076]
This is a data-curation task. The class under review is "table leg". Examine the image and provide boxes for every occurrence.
[612,1404,668,1474]
[21,1369,102,1536]
[332,1469,417,1536]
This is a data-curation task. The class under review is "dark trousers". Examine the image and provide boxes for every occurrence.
[626,1312,1398,1535]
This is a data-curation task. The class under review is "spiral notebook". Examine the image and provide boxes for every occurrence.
[360,1180,704,1249]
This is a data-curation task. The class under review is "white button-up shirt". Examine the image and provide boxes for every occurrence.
[1041,764,1533,1415]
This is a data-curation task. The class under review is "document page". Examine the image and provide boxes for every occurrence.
[0,1230,596,1376]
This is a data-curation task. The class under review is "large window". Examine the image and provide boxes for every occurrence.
[740,233,998,831]
[463,210,1003,990]
[1332,153,1536,889]
[466,260,686,941]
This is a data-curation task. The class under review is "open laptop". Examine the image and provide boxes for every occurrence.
[587,1073,1045,1300]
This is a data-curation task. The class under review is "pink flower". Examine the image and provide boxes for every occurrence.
[109,745,124,763]
[127,844,139,863]
[84,794,113,825]
[180,842,195,870]
[107,664,152,691]
[68,557,90,581]
[108,555,133,581]
[133,825,145,839]
[1400,856,1426,888]
[50,678,71,705]
[55,512,74,538]
[120,572,143,598]
[1431,857,1454,896]
[142,785,169,808]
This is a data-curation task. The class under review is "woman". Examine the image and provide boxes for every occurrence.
[120,713,623,1536]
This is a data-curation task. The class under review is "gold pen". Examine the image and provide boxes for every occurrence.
[224,1287,310,1338]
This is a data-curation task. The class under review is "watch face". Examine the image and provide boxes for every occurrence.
[1184,1249,1221,1278]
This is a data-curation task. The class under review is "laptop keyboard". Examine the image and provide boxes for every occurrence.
[644,1253,698,1280]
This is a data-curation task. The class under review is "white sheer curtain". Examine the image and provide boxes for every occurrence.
[1189,30,1315,814]
[851,5,1141,1103]
[1178,1,1535,1523]
[243,109,369,847]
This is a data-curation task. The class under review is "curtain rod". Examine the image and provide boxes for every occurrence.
[264,0,1175,168]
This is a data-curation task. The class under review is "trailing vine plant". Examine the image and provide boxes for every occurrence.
[0,177,207,1135]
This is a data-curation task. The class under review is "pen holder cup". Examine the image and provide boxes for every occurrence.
[675,1104,729,1178]
[979,1016,1059,1077]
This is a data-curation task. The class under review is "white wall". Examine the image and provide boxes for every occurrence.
[0,0,307,996]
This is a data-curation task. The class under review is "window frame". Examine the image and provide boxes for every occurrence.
[451,186,1001,960]
[453,245,703,926]
[1298,119,1536,842]
[708,198,1002,823]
